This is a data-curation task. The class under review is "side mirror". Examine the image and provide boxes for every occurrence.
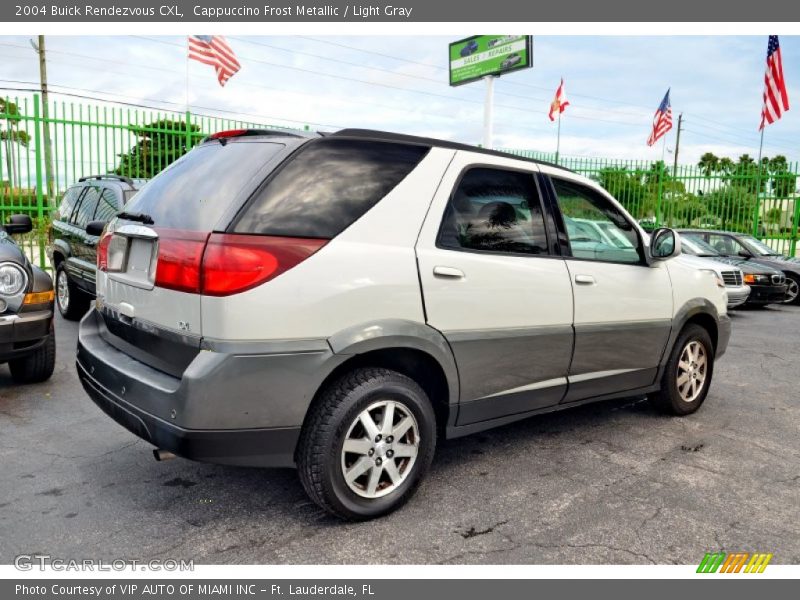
[86,220,107,237]
[737,249,752,259]
[650,228,681,262]
[4,214,33,235]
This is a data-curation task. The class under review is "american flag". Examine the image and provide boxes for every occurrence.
[647,89,673,147]
[188,35,241,87]
[548,78,570,121]
[759,35,789,131]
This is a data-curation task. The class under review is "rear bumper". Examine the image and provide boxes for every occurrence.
[76,308,341,467]
[725,285,750,308]
[746,283,787,305]
[0,309,53,361]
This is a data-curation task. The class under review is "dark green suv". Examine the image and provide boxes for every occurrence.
[47,175,143,320]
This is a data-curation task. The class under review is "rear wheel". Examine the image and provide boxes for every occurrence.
[56,265,90,320]
[9,325,56,384]
[649,324,714,416]
[297,368,436,520]
[783,274,800,305]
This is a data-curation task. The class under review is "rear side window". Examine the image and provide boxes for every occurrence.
[234,139,430,238]
[73,187,101,229]
[56,187,83,222]
[122,140,285,231]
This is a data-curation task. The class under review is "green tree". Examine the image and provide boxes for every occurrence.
[0,99,30,190]
[697,152,720,176]
[115,118,200,179]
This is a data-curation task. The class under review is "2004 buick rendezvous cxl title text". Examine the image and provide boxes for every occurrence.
[77,129,731,520]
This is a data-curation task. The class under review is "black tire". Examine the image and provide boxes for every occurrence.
[55,264,90,321]
[783,273,800,305]
[649,323,714,416]
[9,324,56,384]
[297,367,437,521]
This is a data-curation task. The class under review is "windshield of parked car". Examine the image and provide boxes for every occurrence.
[740,235,783,257]
[679,235,720,257]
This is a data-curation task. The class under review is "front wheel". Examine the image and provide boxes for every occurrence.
[9,325,56,384]
[783,274,800,305]
[649,324,714,416]
[55,264,90,321]
[297,368,436,520]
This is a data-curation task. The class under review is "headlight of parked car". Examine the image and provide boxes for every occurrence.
[0,262,28,296]
[700,269,725,289]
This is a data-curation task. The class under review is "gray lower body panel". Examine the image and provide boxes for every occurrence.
[446,325,573,425]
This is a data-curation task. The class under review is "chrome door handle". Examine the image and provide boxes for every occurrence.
[433,266,465,279]
[574,274,596,285]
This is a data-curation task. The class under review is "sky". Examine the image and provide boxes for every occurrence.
[0,35,798,166]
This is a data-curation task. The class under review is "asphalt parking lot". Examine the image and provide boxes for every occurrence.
[1,306,799,565]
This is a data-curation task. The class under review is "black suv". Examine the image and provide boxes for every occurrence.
[47,175,143,320]
[678,230,798,305]
[1,215,56,383]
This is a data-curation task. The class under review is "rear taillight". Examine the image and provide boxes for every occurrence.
[97,232,112,271]
[154,230,210,294]
[150,231,326,296]
[201,234,327,296]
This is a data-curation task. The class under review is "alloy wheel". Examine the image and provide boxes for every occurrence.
[676,341,707,403]
[783,278,799,304]
[340,400,420,499]
[57,270,70,313]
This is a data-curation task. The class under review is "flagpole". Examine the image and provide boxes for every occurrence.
[555,110,561,165]
[185,36,190,111]
[656,135,667,228]
[752,127,766,236]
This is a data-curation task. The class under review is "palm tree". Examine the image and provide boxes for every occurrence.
[697,152,719,177]
[0,99,29,191]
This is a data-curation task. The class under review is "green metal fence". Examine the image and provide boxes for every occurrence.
[2,92,799,272]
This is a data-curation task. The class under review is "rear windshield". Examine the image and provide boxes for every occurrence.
[122,140,285,231]
[233,138,430,238]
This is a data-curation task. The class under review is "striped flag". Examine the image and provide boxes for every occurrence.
[647,89,673,146]
[548,79,570,121]
[188,35,241,87]
[759,35,789,130]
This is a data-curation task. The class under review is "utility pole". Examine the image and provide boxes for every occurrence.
[34,35,55,202]
[671,113,683,180]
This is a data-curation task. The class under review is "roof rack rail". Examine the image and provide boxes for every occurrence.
[78,174,135,185]
[329,128,573,173]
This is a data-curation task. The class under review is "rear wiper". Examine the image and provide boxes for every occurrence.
[116,211,154,225]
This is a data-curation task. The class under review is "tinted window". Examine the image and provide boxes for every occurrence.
[123,140,285,231]
[73,187,101,229]
[56,187,83,223]
[553,178,641,264]
[94,188,121,223]
[438,167,548,255]
[234,139,429,238]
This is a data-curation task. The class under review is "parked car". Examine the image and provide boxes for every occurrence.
[77,129,730,520]
[459,40,479,57]
[500,53,522,69]
[678,229,796,305]
[48,175,144,320]
[0,215,56,383]
[675,239,749,309]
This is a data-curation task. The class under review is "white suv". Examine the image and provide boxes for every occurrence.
[77,129,730,520]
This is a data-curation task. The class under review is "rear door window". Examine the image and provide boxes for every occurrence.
[233,139,430,238]
[122,139,286,231]
[437,167,548,255]
[56,186,84,223]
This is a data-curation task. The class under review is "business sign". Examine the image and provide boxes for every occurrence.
[449,35,533,86]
